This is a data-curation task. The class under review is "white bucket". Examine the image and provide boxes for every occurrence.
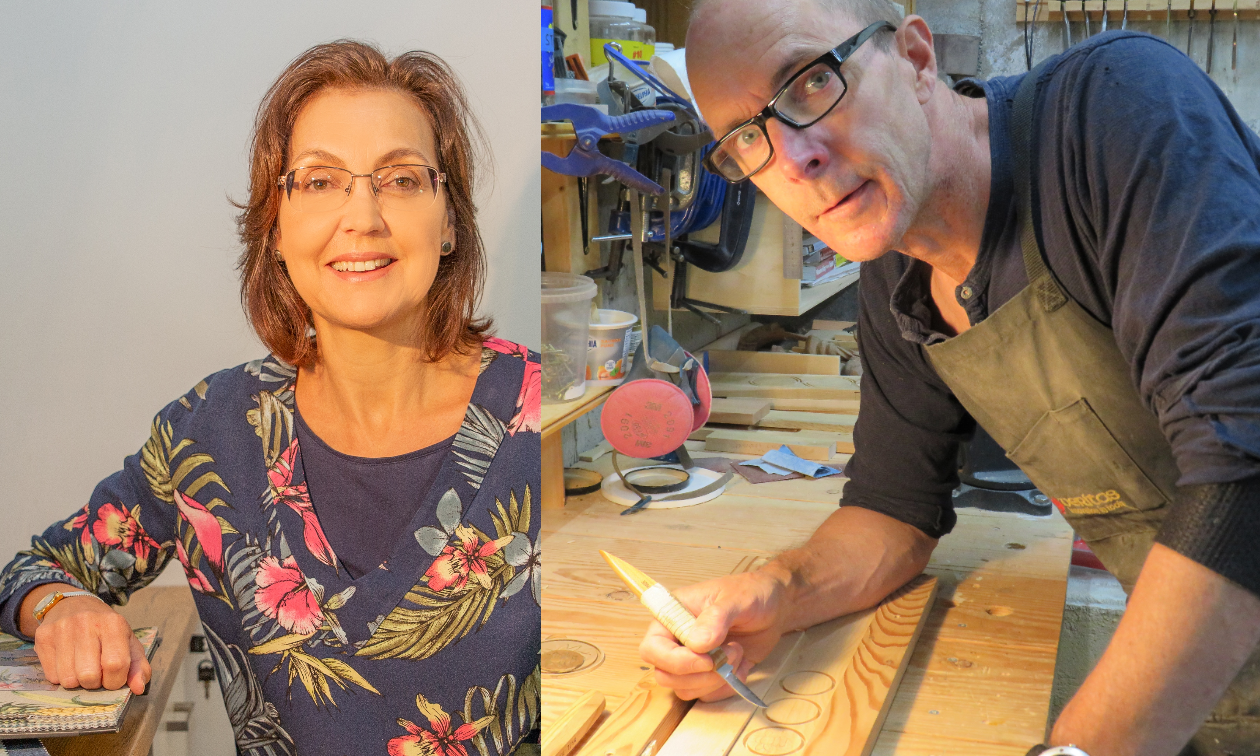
[585,309,638,385]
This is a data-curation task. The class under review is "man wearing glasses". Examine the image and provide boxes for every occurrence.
[637,1,1260,754]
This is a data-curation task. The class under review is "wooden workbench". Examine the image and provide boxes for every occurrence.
[542,441,1073,754]
[44,586,200,756]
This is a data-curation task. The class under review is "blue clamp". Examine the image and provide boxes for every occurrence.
[541,102,675,196]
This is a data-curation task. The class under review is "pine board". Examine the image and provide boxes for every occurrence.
[656,630,809,756]
[757,410,857,433]
[709,373,862,401]
[768,398,861,415]
[571,671,693,756]
[724,576,937,756]
[705,428,848,459]
[542,690,605,756]
[706,350,842,376]
[708,397,774,426]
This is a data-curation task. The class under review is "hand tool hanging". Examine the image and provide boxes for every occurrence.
[1023,0,1043,69]
[1188,0,1197,61]
[1168,0,1175,47]
[1208,0,1218,73]
[1063,1,1073,49]
[1233,0,1240,72]
[1122,0,1129,29]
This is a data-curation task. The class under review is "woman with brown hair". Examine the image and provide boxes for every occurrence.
[0,41,539,756]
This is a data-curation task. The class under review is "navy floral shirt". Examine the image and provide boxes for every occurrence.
[0,338,542,756]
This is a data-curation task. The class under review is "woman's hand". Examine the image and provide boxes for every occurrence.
[23,584,150,694]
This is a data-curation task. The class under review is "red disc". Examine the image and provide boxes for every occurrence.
[601,379,693,458]
[690,357,713,431]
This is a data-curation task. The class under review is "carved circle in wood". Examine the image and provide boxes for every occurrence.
[779,670,836,696]
[764,697,821,725]
[744,727,805,755]
[987,606,1014,616]
[540,638,604,676]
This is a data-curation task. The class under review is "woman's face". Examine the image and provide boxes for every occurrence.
[275,87,453,341]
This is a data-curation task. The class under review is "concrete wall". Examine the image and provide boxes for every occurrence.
[0,2,538,586]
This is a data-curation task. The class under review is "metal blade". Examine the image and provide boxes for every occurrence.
[716,662,768,708]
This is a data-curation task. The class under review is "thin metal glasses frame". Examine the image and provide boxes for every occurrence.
[276,164,447,207]
[703,21,897,182]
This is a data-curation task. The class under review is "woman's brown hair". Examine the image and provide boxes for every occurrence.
[236,40,492,366]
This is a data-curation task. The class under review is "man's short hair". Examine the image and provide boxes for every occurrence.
[690,0,902,51]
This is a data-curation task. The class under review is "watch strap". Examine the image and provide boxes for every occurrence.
[32,591,98,623]
[1027,746,1091,756]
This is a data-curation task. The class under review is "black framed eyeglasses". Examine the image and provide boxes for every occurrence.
[703,21,897,183]
[276,164,446,213]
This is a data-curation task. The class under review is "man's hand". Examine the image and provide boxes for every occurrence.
[639,569,789,701]
[1051,543,1260,756]
[21,584,150,694]
[639,506,937,701]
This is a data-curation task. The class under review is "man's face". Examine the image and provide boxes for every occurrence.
[688,0,935,261]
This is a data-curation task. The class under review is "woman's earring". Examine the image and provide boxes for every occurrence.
[441,241,453,255]
[274,249,284,263]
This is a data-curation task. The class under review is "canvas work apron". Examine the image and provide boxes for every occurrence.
[922,67,1260,754]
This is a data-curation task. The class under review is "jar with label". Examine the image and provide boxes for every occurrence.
[589,1,655,67]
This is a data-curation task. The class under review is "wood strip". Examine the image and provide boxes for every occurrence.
[658,630,809,756]
[705,429,847,459]
[708,397,773,426]
[725,576,938,756]
[572,671,693,756]
[757,410,856,433]
[812,320,855,331]
[543,690,606,756]
[706,351,841,376]
[543,433,566,510]
[709,373,861,401]
[768,398,860,415]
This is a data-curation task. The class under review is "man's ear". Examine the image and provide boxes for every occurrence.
[896,16,939,104]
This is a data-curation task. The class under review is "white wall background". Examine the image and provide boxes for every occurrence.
[0,2,539,583]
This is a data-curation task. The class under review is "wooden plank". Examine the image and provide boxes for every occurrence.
[543,689,605,756]
[542,384,614,439]
[579,440,613,462]
[724,576,937,756]
[658,630,809,756]
[709,373,861,401]
[546,683,617,735]
[705,428,849,459]
[768,398,861,415]
[549,496,835,554]
[813,320,855,331]
[542,137,594,276]
[543,432,566,511]
[706,350,841,376]
[572,671,693,756]
[757,410,856,433]
[46,587,198,756]
[708,397,773,426]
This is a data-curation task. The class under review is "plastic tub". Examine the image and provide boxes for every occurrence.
[541,272,598,403]
[586,309,638,385]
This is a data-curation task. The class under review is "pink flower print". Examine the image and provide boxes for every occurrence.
[483,337,527,359]
[424,526,513,593]
[388,695,492,756]
[266,440,338,569]
[174,539,215,594]
[254,555,323,635]
[173,490,224,572]
[91,503,160,566]
[63,504,93,549]
[507,360,541,435]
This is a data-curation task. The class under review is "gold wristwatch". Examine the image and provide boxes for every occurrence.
[32,590,98,623]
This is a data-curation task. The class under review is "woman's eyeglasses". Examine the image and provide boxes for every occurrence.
[703,21,897,183]
[277,164,446,213]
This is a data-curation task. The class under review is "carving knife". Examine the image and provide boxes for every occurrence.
[600,550,769,708]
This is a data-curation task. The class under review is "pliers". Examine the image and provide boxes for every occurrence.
[541,102,675,196]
